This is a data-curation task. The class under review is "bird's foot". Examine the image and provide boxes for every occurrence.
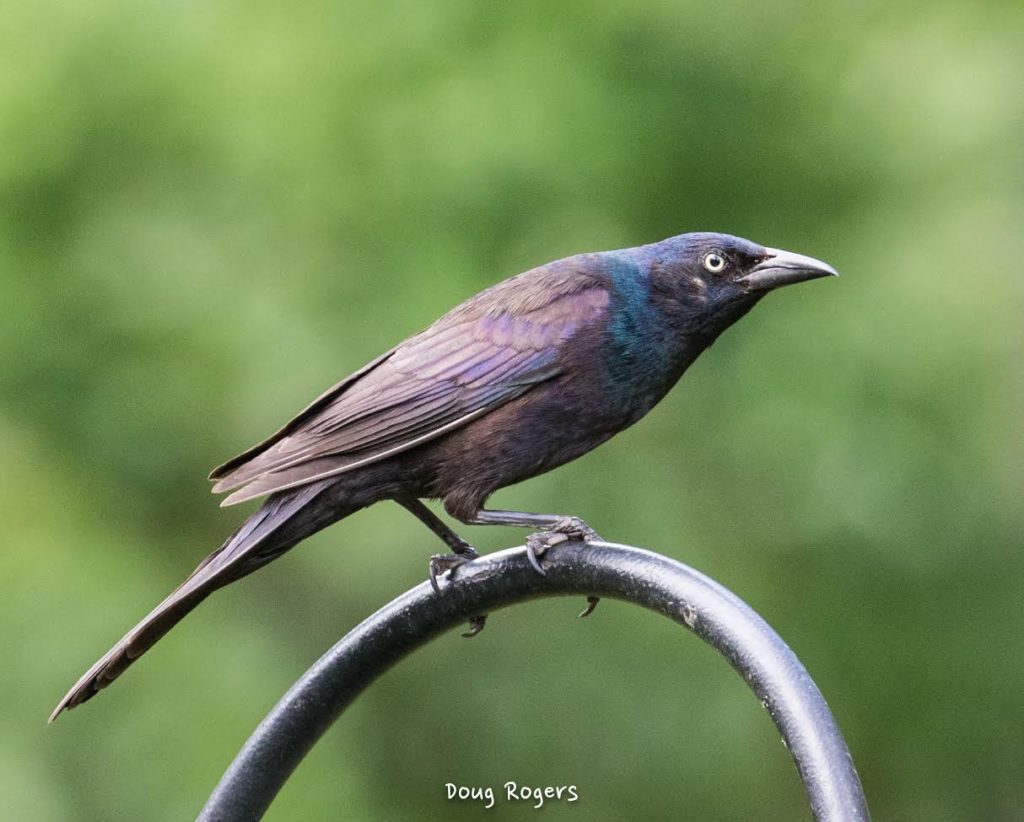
[579,596,600,618]
[551,515,602,543]
[424,541,487,638]
[428,546,479,594]
[524,516,603,576]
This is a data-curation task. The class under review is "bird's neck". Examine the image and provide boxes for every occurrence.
[600,254,760,418]
[601,256,696,415]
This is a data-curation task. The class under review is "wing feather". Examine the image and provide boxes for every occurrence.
[211,260,610,504]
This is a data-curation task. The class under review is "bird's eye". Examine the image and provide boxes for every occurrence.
[703,252,726,273]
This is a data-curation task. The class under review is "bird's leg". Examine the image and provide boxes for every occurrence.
[396,498,488,636]
[461,508,603,616]
[399,497,477,554]
[466,509,603,564]
[397,497,479,589]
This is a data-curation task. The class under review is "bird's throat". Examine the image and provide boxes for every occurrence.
[602,261,692,416]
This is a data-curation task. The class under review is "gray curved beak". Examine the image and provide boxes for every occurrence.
[738,247,839,291]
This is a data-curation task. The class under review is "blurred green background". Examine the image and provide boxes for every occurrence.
[2,0,1021,819]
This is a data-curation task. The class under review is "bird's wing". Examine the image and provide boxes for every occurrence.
[209,262,610,505]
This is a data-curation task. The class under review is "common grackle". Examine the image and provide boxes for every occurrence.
[51,231,837,719]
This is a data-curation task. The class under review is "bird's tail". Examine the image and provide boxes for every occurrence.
[50,478,345,721]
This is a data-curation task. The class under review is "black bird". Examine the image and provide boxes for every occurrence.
[51,232,837,719]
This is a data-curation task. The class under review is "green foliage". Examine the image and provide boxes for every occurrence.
[2,1,1020,819]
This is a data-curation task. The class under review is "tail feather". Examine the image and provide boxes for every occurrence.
[50,479,336,722]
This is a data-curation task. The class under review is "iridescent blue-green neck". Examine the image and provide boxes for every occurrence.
[600,253,688,416]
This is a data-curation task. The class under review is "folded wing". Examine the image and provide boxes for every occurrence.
[209,263,611,505]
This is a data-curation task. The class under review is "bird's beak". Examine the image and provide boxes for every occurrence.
[737,247,839,291]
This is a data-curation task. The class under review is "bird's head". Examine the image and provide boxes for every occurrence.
[650,232,839,335]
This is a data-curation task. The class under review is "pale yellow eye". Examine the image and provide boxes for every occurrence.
[703,252,726,273]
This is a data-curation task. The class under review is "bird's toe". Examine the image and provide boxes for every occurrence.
[461,614,488,638]
[526,532,568,574]
[428,552,476,593]
[552,516,602,542]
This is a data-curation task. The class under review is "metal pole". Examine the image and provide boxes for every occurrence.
[198,541,870,821]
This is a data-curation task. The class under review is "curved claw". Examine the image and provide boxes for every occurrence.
[462,615,487,638]
[428,550,477,594]
[524,539,548,576]
[524,521,602,577]
[428,561,443,595]
[578,596,600,619]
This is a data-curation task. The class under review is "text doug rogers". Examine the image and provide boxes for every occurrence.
[445,781,579,809]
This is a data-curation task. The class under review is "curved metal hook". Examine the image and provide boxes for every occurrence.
[199,541,870,821]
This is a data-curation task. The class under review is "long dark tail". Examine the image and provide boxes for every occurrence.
[51,479,347,721]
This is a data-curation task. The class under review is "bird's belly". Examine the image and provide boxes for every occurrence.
[405,380,630,514]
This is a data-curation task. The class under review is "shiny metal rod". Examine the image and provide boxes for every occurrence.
[199,540,869,821]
